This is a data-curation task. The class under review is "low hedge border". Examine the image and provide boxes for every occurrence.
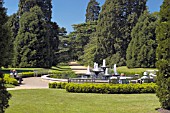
[49,82,157,94]
[65,83,157,94]
[48,71,77,79]
[49,82,68,89]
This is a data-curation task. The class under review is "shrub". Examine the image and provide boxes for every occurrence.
[3,74,18,85]
[49,82,68,89]
[19,72,34,78]
[65,83,157,94]
[49,71,77,79]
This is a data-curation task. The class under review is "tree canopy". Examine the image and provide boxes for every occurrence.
[126,10,158,68]
[93,0,147,66]
[0,1,11,112]
[156,0,170,109]
[85,0,100,22]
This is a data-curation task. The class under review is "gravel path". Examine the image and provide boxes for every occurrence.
[69,61,87,74]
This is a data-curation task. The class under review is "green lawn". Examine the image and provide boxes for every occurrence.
[115,66,158,76]
[6,89,160,113]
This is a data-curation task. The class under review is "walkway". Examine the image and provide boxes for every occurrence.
[7,77,50,90]
[7,62,88,90]
[69,61,87,74]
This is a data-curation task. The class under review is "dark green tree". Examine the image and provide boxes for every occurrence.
[49,22,60,65]
[126,11,158,68]
[14,6,51,68]
[56,27,72,63]
[0,0,13,67]
[6,13,20,67]
[81,36,98,66]
[94,0,146,66]
[156,0,170,109]
[19,0,52,22]
[0,0,11,112]
[85,0,100,22]
[68,21,97,61]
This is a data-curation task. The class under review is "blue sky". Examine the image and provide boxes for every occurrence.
[4,0,163,33]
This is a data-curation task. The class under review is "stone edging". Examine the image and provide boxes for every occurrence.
[41,75,68,82]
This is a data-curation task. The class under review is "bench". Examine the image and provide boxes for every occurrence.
[10,73,23,84]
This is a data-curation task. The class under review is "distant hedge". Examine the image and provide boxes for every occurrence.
[19,72,34,78]
[49,71,77,79]
[49,82,157,94]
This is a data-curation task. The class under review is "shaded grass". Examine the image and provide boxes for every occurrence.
[51,66,71,72]
[6,89,160,113]
[1,65,71,74]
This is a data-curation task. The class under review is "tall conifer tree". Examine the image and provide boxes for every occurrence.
[85,0,100,22]
[19,0,52,22]
[126,11,158,68]
[14,6,50,67]
[94,0,146,66]
[156,0,170,109]
[0,0,11,112]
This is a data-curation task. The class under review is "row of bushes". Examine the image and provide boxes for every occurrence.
[49,71,77,79]
[49,82,157,94]
[18,72,34,78]
[49,82,68,89]
[65,83,157,94]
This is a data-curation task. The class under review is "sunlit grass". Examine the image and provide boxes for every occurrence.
[6,89,160,113]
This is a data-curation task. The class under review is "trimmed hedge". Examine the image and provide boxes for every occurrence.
[19,72,34,78]
[49,82,68,89]
[65,83,157,94]
[49,71,77,79]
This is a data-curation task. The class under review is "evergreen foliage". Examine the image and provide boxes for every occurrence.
[126,11,158,68]
[57,28,72,63]
[6,13,20,67]
[156,0,170,109]
[0,1,11,112]
[19,0,52,22]
[85,0,100,22]
[11,0,60,67]
[0,1,11,67]
[14,6,51,68]
[49,22,60,65]
[69,22,97,61]
[94,0,147,66]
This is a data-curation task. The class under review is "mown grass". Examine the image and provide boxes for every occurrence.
[115,66,158,76]
[6,89,160,113]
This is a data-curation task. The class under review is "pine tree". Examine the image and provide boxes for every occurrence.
[19,0,52,22]
[94,0,146,66]
[6,13,20,67]
[0,0,11,112]
[69,21,97,61]
[126,11,158,68]
[13,0,59,67]
[85,0,100,22]
[14,6,50,68]
[156,0,170,109]
[49,22,60,65]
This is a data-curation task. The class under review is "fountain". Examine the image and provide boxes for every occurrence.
[113,64,119,76]
[101,59,109,73]
[103,68,112,80]
[86,65,91,75]
[92,62,103,78]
